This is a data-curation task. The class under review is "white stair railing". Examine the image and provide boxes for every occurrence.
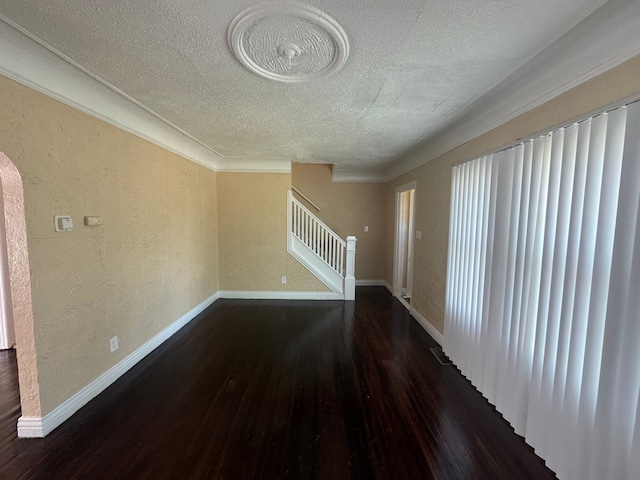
[292,196,345,275]
[287,190,356,300]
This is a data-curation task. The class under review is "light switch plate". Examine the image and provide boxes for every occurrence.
[84,216,102,226]
[416,231,422,239]
[54,215,73,232]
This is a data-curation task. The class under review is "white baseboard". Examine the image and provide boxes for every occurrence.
[410,307,444,346]
[17,292,220,438]
[217,290,343,300]
[16,417,43,438]
[383,281,393,294]
[355,279,385,287]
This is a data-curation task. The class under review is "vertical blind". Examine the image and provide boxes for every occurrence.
[444,101,640,480]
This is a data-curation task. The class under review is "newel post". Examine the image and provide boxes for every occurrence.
[344,236,357,301]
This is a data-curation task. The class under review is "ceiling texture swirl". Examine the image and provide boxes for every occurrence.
[0,0,638,180]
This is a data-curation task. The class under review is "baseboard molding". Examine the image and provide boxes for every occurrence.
[410,307,444,346]
[217,290,343,300]
[355,279,385,287]
[17,292,220,438]
[383,281,393,294]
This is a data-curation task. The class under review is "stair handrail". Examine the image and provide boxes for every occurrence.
[287,190,356,300]
[290,196,345,275]
[291,185,322,212]
[290,193,346,249]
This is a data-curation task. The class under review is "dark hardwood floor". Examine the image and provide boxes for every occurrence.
[0,287,556,479]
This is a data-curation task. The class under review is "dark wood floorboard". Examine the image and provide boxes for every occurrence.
[0,287,556,479]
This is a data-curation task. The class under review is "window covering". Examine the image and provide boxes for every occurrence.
[444,101,640,480]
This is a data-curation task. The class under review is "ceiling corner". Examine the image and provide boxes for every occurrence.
[0,16,224,171]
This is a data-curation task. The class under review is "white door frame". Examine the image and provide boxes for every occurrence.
[393,181,416,310]
[405,189,415,299]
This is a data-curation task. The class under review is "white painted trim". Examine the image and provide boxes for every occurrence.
[355,280,385,287]
[395,182,417,193]
[216,158,292,173]
[287,191,347,296]
[393,182,417,300]
[0,19,293,176]
[288,235,344,295]
[15,417,43,438]
[331,167,386,183]
[383,281,393,294]
[1,1,638,184]
[344,236,357,301]
[410,307,444,346]
[384,1,640,182]
[2,3,636,183]
[17,292,220,438]
[398,297,411,311]
[0,18,224,172]
[405,189,415,299]
[217,291,343,300]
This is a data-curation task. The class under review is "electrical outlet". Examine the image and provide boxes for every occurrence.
[281,276,287,284]
[364,226,369,232]
[110,336,119,353]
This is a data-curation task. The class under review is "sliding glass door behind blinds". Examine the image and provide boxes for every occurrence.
[444,101,640,480]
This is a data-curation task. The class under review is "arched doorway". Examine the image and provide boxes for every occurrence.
[0,151,41,432]
[0,180,15,350]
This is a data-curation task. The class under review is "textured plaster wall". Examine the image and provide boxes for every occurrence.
[292,163,386,280]
[0,74,219,416]
[0,153,39,415]
[217,172,329,292]
[386,53,640,335]
[385,159,451,334]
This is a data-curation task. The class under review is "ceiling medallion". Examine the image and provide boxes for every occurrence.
[228,2,349,83]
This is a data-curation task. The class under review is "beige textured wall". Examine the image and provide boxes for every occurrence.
[386,54,640,334]
[217,171,329,292]
[386,164,450,332]
[0,74,219,416]
[292,163,386,280]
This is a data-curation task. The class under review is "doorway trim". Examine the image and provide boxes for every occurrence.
[393,181,416,310]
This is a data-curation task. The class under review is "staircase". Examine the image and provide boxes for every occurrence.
[287,190,356,300]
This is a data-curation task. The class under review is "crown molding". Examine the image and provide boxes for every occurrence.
[216,157,292,174]
[0,17,296,177]
[384,0,640,182]
[331,166,386,183]
[3,2,638,183]
[0,17,227,172]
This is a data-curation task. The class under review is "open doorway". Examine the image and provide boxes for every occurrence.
[393,182,415,310]
[0,184,15,350]
[0,150,40,437]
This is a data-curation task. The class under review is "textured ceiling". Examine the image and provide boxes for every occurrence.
[0,0,605,170]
